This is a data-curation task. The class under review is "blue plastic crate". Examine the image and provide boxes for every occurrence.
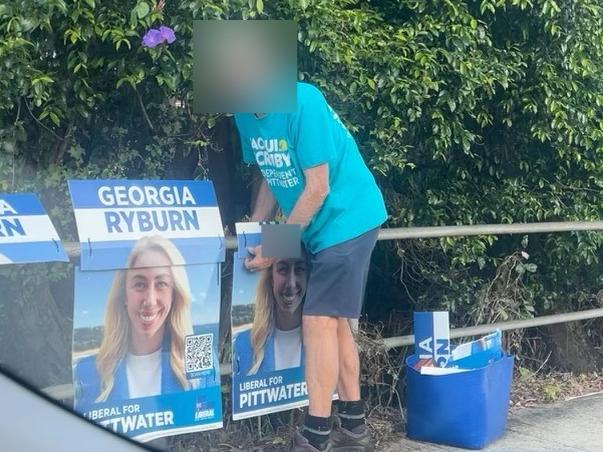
[405,354,514,450]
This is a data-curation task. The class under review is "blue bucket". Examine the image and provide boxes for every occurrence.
[405,354,514,450]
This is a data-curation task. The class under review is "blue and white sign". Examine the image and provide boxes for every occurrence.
[69,179,225,441]
[72,261,223,441]
[0,193,68,265]
[231,222,311,420]
[68,180,225,270]
[414,311,451,368]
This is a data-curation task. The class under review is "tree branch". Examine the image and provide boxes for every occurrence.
[134,86,154,131]
[23,98,62,140]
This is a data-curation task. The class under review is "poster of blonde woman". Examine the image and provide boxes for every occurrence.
[231,223,309,420]
[68,180,225,442]
[73,236,222,441]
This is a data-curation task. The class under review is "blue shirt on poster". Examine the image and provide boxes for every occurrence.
[73,346,219,407]
[234,82,387,254]
[233,329,304,376]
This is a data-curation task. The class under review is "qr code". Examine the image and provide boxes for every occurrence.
[185,333,213,373]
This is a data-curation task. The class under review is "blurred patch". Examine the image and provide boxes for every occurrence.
[194,20,297,114]
[261,223,301,259]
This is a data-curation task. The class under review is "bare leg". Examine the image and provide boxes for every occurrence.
[303,315,339,417]
[336,318,361,401]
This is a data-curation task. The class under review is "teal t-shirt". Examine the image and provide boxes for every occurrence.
[234,82,387,254]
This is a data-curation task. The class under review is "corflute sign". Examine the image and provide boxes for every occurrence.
[0,193,68,264]
[413,311,451,368]
[69,179,225,442]
[231,222,311,420]
[68,180,225,271]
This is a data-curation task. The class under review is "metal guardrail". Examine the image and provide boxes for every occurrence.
[44,221,603,401]
[44,307,603,401]
[382,308,603,349]
[63,221,603,258]
[376,221,603,240]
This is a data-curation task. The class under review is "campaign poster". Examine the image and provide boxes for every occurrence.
[231,222,309,420]
[413,311,451,368]
[0,193,68,264]
[68,180,224,441]
[67,180,225,271]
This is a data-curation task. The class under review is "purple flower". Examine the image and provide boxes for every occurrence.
[159,25,176,44]
[142,25,176,48]
[142,28,164,48]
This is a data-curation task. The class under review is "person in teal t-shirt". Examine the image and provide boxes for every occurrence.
[235,82,386,254]
[235,81,387,452]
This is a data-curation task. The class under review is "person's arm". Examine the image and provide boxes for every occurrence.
[251,177,278,222]
[244,170,278,271]
[286,163,330,229]
[246,85,334,271]
[245,164,330,271]
[235,116,276,221]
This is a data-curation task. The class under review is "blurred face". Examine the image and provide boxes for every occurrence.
[271,258,307,316]
[216,38,268,108]
[125,250,174,345]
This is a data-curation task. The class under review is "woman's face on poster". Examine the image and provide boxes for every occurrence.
[125,249,174,342]
[271,258,307,315]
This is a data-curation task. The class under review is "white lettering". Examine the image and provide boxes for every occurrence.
[418,338,433,359]
[181,187,194,204]
[98,186,114,206]
[251,137,282,152]
[129,186,144,206]
[87,406,122,420]
[144,186,159,205]
[239,382,308,408]
[98,411,175,434]
[96,186,197,207]
[254,151,293,169]
[0,200,17,215]
[159,186,174,204]
[115,186,128,205]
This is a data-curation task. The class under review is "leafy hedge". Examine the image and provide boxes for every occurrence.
[2,0,603,330]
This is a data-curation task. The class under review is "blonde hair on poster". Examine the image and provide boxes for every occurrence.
[94,235,193,402]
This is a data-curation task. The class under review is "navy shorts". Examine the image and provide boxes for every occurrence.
[303,228,379,319]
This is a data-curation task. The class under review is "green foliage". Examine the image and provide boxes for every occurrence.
[543,382,561,401]
[282,0,603,318]
[2,0,603,323]
[0,0,259,238]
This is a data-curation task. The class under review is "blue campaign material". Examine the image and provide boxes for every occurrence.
[68,180,218,208]
[68,179,225,270]
[236,227,262,256]
[234,328,305,376]
[72,262,224,441]
[451,347,504,369]
[232,366,308,419]
[0,193,47,216]
[450,330,504,369]
[0,193,68,264]
[413,311,451,367]
[231,222,309,420]
[78,237,225,271]
[405,354,514,449]
[75,385,223,441]
[0,242,67,264]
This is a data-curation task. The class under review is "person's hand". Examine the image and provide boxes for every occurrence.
[244,245,274,272]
